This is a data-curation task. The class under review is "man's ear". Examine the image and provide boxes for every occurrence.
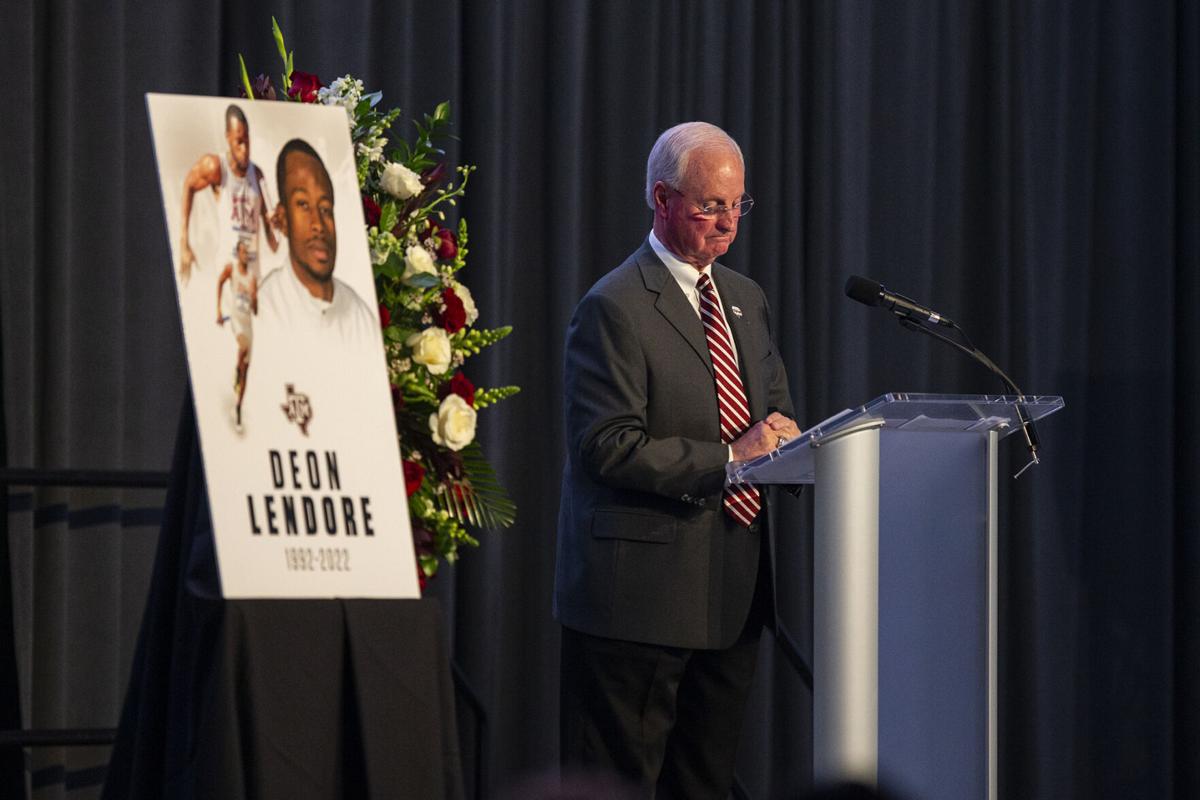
[276,202,288,236]
[652,181,670,218]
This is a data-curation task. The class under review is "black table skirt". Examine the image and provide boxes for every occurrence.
[102,397,463,799]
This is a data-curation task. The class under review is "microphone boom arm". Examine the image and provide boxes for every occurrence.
[896,317,1042,477]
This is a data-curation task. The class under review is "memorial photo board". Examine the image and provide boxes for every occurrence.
[147,93,419,598]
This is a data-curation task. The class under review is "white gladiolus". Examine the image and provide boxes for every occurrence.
[318,75,365,126]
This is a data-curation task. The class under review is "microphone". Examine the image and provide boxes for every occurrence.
[843,274,1043,477]
[844,275,955,327]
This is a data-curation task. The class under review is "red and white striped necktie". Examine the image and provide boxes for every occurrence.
[696,273,762,527]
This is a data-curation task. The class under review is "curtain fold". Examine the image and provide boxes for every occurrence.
[1,1,1196,797]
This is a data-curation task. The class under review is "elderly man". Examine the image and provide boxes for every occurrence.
[556,122,801,798]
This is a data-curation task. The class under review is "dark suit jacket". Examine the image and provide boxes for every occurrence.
[555,240,794,650]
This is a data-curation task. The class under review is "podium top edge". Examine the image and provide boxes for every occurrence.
[868,392,1064,407]
[726,393,1065,486]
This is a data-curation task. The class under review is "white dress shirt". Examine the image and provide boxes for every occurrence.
[649,230,743,460]
[649,230,740,368]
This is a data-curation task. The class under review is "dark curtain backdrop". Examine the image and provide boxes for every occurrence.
[1,1,1196,798]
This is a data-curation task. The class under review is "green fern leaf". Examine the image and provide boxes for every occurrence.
[433,441,517,529]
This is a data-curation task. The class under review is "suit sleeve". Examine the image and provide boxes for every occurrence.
[751,281,806,498]
[564,290,730,500]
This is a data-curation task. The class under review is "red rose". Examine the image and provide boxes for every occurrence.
[439,288,467,333]
[403,459,425,496]
[287,71,322,103]
[362,194,381,228]
[378,302,391,329]
[425,221,457,260]
[433,227,457,260]
[390,384,404,411]
[449,371,476,406]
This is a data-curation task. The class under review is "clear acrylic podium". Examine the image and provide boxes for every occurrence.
[729,393,1064,800]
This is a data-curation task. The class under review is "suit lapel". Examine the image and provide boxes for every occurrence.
[637,245,714,376]
[638,244,767,421]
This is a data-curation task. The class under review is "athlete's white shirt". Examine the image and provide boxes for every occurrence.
[256,262,378,354]
[217,153,264,267]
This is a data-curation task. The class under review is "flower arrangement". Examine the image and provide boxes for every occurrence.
[239,18,518,586]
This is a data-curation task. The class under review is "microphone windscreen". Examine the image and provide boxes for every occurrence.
[844,275,883,307]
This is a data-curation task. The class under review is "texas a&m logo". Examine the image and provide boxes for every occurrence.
[281,384,313,435]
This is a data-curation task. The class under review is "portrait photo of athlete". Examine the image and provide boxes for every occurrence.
[256,138,377,351]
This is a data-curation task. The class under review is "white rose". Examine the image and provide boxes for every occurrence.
[406,327,452,374]
[380,162,424,199]
[450,279,479,325]
[402,245,437,284]
[429,394,477,451]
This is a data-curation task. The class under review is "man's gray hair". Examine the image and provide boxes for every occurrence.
[645,122,744,209]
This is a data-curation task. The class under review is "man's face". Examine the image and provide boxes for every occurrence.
[281,151,337,286]
[654,146,745,269]
[225,118,250,174]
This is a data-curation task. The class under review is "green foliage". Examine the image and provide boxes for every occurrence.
[472,386,521,410]
[238,55,255,101]
[435,441,518,529]
[455,326,513,356]
[271,16,293,92]
[240,18,519,585]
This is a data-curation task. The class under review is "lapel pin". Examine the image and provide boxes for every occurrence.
[731,305,743,318]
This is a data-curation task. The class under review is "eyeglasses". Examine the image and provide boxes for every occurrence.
[669,186,755,219]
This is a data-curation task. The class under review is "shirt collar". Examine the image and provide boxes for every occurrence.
[649,229,712,294]
[282,260,336,314]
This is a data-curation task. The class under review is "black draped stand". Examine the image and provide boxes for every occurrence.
[102,399,464,799]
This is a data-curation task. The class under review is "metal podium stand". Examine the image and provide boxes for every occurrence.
[729,393,1064,800]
